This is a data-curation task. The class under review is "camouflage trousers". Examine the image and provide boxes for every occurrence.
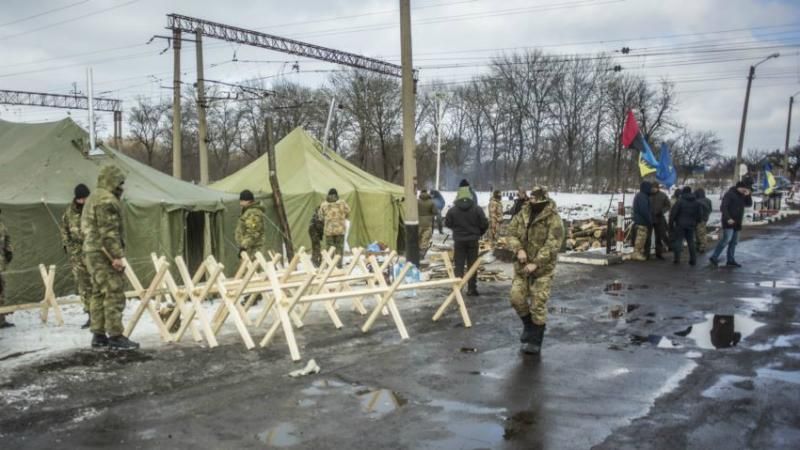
[510,272,554,325]
[85,251,126,336]
[69,252,92,312]
[695,222,708,252]
[418,226,432,253]
[0,272,7,325]
[325,235,345,267]
[633,225,650,257]
[310,236,323,267]
[487,221,500,243]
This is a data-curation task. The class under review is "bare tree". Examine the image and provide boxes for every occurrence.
[128,96,168,167]
[668,128,722,184]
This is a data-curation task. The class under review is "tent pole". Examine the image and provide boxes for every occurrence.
[266,117,294,260]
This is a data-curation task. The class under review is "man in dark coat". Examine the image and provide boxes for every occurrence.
[648,182,671,259]
[509,188,529,217]
[458,179,479,205]
[430,190,446,234]
[445,184,489,296]
[669,186,702,265]
[709,181,753,267]
[631,181,653,261]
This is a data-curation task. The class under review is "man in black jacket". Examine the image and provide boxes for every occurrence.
[631,181,653,261]
[709,181,753,267]
[649,182,671,259]
[669,186,702,265]
[445,184,489,296]
[695,188,712,252]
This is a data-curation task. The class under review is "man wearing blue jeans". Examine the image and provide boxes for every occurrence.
[710,181,752,267]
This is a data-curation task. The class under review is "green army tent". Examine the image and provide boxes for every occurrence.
[0,118,238,305]
[211,127,405,253]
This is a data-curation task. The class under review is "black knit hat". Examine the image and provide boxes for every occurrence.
[459,179,470,187]
[682,186,692,194]
[328,188,338,196]
[239,189,255,201]
[74,183,90,199]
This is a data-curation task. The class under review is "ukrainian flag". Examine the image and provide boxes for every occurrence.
[762,162,777,195]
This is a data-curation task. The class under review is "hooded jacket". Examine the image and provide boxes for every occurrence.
[430,190,446,211]
[695,188,712,223]
[60,201,85,256]
[82,165,126,258]
[720,186,752,230]
[669,192,702,229]
[633,181,653,227]
[236,202,267,252]
[417,192,437,229]
[506,199,563,278]
[444,186,488,242]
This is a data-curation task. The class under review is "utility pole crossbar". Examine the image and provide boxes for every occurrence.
[166,14,403,78]
[0,89,121,112]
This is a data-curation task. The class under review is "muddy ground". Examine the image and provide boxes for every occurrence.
[1,217,799,449]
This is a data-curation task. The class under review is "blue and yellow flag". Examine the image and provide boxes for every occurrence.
[639,153,656,177]
[762,162,776,194]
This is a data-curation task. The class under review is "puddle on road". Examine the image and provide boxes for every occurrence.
[757,367,800,385]
[257,422,301,447]
[430,399,506,416]
[629,334,681,349]
[749,334,800,351]
[300,378,347,396]
[594,303,641,322]
[686,314,763,349]
[35,350,153,373]
[603,281,650,297]
[702,374,752,400]
[358,389,407,418]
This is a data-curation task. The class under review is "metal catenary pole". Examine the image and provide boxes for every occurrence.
[172,28,183,179]
[195,28,210,184]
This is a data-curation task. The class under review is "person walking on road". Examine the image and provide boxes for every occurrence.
[487,190,504,244]
[507,186,563,355]
[695,188,712,252]
[431,190,445,234]
[649,182,671,259]
[709,181,753,267]
[319,188,350,266]
[417,190,438,257]
[235,190,267,260]
[82,165,138,350]
[445,183,488,296]
[669,186,702,265]
[631,181,653,261]
[0,210,13,329]
[60,183,93,328]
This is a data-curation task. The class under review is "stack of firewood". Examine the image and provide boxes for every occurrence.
[564,219,609,252]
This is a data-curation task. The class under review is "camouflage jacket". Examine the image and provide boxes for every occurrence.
[417,193,437,229]
[0,218,12,272]
[235,202,267,251]
[82,166,126,259]
[506,199,563,277]
[60,202,85,256]
[308,208,325,241]
[319,196,350,237]
[488,198,504,224]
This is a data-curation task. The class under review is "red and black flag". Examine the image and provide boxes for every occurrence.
[621,109,659,168]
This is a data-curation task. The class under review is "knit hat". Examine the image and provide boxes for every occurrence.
[459,179,470,187]
[530,186,548,203]
[239,189,255,201]
[328,188,338,196]
[74,183,90,199]
[682,186,692,194]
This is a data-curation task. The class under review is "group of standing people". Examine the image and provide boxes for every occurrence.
[632,179,752,267]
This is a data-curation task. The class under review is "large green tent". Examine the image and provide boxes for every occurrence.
[0,118,238,305]
[211,127,404,253]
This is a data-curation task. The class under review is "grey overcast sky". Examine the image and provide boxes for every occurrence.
[1,0,799,156]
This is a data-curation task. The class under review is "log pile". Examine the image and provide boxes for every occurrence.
[564,219,609,252]
[425,263,510,282]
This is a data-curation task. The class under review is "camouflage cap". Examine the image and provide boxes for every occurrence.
[529,186,548,203]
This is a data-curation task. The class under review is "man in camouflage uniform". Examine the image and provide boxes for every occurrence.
[488,190,504,244]
[60,183,92,328]
[507,187,563,355]
[695,188,712,252]
[308,207,325,267]
[0,210,14,328]
[319,188,350,267]
[82,165,138,349]
[235,190,267,260]
[417,190,437,257]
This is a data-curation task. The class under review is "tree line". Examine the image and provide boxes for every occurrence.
[122,49,757,192]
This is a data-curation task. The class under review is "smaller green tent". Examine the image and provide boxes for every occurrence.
[0,118,238,305]
[211,127,405,253]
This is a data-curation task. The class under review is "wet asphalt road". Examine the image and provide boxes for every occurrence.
[1,217,799,449]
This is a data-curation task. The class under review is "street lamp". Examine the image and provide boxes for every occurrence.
[734,52,780,182]
[783,89,800,179]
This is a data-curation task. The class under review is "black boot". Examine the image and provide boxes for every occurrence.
[108,335,140,350]
[522,323,546,355]
[519,314,535,343]
[91,333,109,348]
[81,313,91,329]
